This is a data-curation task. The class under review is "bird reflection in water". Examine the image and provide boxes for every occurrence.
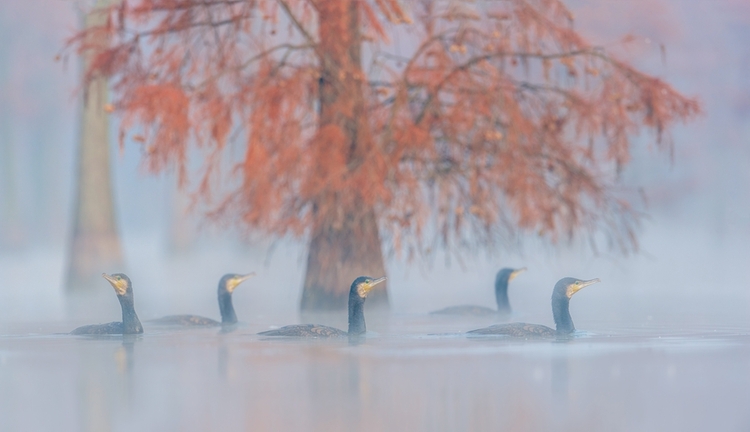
[550,350,569,402]
[218,342,230,381]
[115,335,139,413]
[304,350,366,430]
[115,335,137,375]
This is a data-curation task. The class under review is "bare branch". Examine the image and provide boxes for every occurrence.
[276,0,318,51]
[413,48,598,124]
[197,42,314,88]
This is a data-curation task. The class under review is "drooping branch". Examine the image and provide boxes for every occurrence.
[65,0,701,261]
[366,0,699,255]
[196,42,314,88]
[276,0,318,49]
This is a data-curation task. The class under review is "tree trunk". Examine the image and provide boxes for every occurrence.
[31,108,60,245]
[0,117,25,250]
[65,0,123,292]
[301,206,389,311]
[166,180,196,255]
[0,32,25,251]
[300,1,389,310]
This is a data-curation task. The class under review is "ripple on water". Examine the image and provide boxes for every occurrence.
[334,324,750,360]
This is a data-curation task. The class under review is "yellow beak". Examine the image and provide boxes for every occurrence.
[509,267,527,282]
[359,276,387,297]
[566,278,601,298]
[227,272,256,293]
[102,273,127,296]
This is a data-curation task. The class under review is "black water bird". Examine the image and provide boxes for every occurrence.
[70,273,144,335]
[467,277,600,338]
[150,273,255,326]
[430,267,527,316]
[258,276,386,338]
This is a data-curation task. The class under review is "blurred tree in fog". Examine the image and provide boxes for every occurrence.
[0,114,24,251]
[0,19,25,250]
[66,0,124,292]
[69,0,699,309]
[167,182,198,254]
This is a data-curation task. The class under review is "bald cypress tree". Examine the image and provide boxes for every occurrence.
[66,0,123,292]
[69,0,699,308]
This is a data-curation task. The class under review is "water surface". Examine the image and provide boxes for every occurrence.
[1,315,749,432]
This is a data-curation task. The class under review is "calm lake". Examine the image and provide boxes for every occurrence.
[2,313,749,432]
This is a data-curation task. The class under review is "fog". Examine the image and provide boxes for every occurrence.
[1,1,749,431]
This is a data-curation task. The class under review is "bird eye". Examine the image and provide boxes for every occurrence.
[116,276,121,280]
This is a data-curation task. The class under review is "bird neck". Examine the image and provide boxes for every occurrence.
[118,295,143,334]
[494,279,511,313]
[218,291,237,324]
[348,292,366,335]
[551,295,574,334]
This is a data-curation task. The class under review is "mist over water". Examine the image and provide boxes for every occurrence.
[1,0,750,431]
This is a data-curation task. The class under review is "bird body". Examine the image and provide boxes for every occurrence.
[258,323,348,338]
[71,321,129,335]
[430,305,498,316]
[467,322,555,338]
[71,273,143,335]
[430,268,526,316]
[467,277,601,338]
[150,273,254,327]
[149,315,220,326]
[258,276,386,338]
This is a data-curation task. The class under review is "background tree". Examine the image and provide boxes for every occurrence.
[66,0,124,292]
[0,111,23,251]
[0,17,25,251]
[69,0,699,309]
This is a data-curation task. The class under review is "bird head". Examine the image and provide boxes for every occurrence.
[497,267,527,283]
[351,276,387,299]
[220,273,256,294]
[102,273,131,297]
[554,277,601,299]
[508,267,527,282]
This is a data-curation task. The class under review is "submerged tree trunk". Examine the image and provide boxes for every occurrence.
[166,179,197,255]
[301,206,388,310]
[0,34,25,251]
[0,117,25,250]
[300,1,389,310]
[65,0,123,292]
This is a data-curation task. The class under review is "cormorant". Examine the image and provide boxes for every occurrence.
[430,267,526,316]
[467,277,600,338]
[258,276,386,338]
[70,273,144,335]
[150,273,255,326]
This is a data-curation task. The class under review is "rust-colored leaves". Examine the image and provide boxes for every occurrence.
[67,0,700,258]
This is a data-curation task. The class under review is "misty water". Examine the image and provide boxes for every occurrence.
[0,316,750,431]
[2,314,750,431]
[2,218,750,432]
[2,1,750,430]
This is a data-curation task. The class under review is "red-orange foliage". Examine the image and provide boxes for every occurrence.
[69,0,699,258]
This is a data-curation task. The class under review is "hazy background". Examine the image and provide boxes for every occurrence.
[1,3,750,431]
[0,0,749,328]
